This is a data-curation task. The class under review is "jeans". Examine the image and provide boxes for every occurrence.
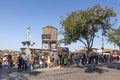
[30,64,33,71]
[7,61,11,73]
[2,65,4,72]
[76,59,80,67]
[39,64,42,68]
[42,62,46,68]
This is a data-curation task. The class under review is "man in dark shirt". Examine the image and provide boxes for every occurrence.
[17,56,23,72]
[7,54,12,73]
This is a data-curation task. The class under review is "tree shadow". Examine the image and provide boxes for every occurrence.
[7,74,29,80]
[84,66,109,74]
[0,66,42,80]
[105,63,120,70]
[5,71,42,80]
[62,63,120,74]
[84,63,120,74]
[66,64,109,74]
[28,71,42,75]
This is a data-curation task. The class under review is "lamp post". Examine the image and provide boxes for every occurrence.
[22,27,35,55]
[101,34,104,54]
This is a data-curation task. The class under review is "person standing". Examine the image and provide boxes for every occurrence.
[21,53,28,71]
[2,56,6,72]
[47,55,50,68]
[39,59,43,68]
[29,57,34,71]
[7,54,12,74]
[17,56,22,72]
[42,55,46,68]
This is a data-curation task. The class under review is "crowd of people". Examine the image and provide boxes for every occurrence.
[71,53,120,66]
[15,52,120,72]
[1,52,120,73]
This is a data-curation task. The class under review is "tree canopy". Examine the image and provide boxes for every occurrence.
[60,5,116,53]
[107,27,120,49]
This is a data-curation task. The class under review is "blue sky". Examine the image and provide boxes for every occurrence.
[0,0,120,51]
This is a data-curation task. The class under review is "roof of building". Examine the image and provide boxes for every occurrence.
[42,25,58,30]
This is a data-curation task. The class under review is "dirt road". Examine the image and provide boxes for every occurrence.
[0,63,120,80]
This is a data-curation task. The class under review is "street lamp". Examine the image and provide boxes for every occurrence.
[22,27,35,55]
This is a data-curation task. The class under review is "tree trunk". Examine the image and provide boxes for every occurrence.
[87,47,91,55]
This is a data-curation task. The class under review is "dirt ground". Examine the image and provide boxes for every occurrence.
[0,63,120,80]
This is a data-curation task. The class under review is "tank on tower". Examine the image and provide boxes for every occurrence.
[42,25,58,50]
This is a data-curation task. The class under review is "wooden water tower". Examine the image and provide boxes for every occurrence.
[42,25,58,50]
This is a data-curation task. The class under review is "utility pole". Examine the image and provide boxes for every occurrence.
[27,27,31,42]
[22,27,35,55]
[101,34,104,54]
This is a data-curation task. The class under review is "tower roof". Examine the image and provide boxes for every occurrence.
[42,25,58,30]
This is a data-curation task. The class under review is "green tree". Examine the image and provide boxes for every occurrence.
[60,5,116,54]
[107,27,120,49]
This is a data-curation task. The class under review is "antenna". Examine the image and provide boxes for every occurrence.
[27,27,31,41]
